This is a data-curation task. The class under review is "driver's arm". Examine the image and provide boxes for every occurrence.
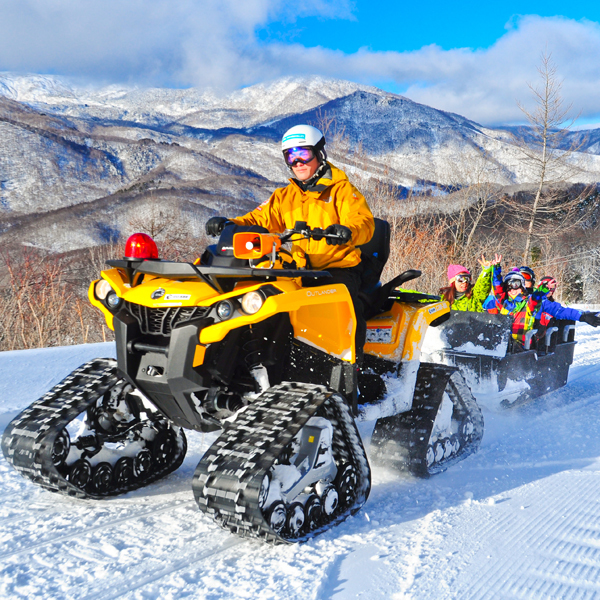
[335,182,374,246]
[229,191,284,233]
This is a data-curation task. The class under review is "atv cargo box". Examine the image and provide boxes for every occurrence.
[421,310,576,407]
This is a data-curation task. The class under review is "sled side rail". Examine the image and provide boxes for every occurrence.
[422,311,513,359]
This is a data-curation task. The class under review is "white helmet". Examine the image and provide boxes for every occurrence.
[281,124,324,151]
[281,124,327,165]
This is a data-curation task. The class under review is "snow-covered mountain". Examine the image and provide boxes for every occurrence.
[1,73,600,252]
[2,324,600,598]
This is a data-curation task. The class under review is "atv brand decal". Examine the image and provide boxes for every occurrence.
[428,305,442,314]
[151,288,165,299]
[306,289,337,297]
[165,294,191,301]
[366,326,392,344]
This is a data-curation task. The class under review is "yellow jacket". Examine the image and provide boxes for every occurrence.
[230,163,374,270]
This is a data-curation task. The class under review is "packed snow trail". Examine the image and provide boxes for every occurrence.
[2,328,600,599]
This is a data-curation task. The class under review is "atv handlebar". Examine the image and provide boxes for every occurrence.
[281,221,346,244]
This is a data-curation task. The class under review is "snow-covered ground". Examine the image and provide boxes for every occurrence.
[2,327,600,599]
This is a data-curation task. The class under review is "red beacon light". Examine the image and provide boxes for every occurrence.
[124,233,159,260]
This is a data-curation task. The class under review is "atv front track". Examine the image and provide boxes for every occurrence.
[1,359,186,498]
[192,381,371,544]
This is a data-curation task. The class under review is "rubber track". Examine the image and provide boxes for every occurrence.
[192,381,371,544]
[1,358,187,499]
[371,363,484,477]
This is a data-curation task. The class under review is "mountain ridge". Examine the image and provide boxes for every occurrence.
[1,73,599,252]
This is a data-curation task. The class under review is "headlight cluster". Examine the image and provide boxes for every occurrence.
[214,291,265,321]
[94,279,112,300]
[216,300,234,320]
[95,280,123,312]
[241,291,264,315]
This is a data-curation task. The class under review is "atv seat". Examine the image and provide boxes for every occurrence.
[358,218,423,319]
[358,217,390,292]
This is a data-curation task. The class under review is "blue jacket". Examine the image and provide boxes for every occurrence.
[536,299,582,325]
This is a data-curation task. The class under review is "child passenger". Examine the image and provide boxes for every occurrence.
[483,268,550,350]
[439,254,501,312]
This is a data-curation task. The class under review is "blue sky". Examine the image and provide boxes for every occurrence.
[259,2,600,54]
[1,1,600,125]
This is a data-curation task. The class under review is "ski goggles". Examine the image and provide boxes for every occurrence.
[454,274,471,284]
[540,277,557,290]
[506,280,523,290]
[520,272,533,281]
[283,146,316,166]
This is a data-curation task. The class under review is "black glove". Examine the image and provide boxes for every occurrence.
[324,224,352,246]
[580,312,600,327]
[311,227,325,241]
[206,216,229,236]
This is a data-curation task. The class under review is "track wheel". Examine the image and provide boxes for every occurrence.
[92,462,113,494]
[153,429,175,468]
[266,501,287,534]
[286,502,305,536]
[258,474,270,510]
[319,484,339,517]
[51,430,70,468]
[133,448,153,479]
[426,446,435,469]
[304,494,322,531]
[68,459,92,489]
[114,457,134,487]
[461,417,475,440]
[433,441,444,463]
[334,464,357,509]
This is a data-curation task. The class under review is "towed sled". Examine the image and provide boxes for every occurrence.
[2,219,483,543]
[422,310,577,407]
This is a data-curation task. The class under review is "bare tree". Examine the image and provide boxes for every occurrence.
[436,150,503,263]
[511,52,588,263]
[127,195,207,262]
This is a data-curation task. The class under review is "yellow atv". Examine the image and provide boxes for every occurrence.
[1,219,483,543]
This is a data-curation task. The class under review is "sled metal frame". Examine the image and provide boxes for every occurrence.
[423,311,577,406]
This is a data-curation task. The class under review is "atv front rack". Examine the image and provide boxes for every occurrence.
[106,259,332,287]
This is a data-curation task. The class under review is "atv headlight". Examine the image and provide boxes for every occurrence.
[95,279,113,300]
[216,300,234,320]
[241,291,264,315]
[105,290,123,310]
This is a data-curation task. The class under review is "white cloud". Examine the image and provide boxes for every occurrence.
[0,0,350,86]
[0,4,599,125]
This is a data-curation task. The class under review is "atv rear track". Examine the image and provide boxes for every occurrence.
[371,363,484,477]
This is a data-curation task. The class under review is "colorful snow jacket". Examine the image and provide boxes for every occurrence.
[450,266,493,312]
[535,298,582,327]
[483,266,547,345]
[230,162,375,271]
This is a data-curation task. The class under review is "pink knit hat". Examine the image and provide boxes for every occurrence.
[447,264,470,283]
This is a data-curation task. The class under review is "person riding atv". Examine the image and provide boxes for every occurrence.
[205,124,375,361]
